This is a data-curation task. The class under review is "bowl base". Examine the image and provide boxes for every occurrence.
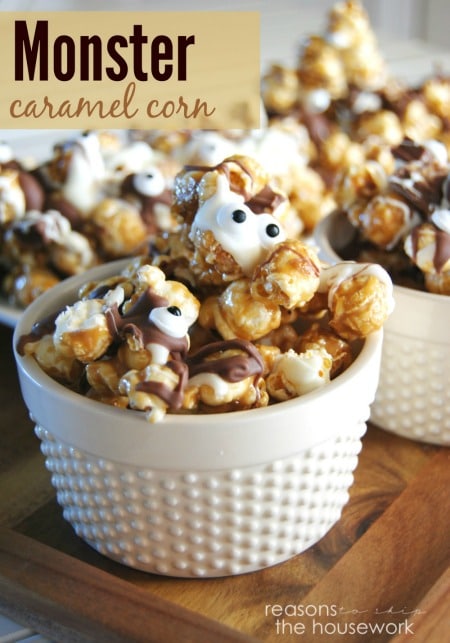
[36,422,367,577]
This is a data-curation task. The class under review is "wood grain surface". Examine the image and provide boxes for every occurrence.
[0,319,449,643]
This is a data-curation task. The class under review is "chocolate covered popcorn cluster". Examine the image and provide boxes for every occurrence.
[18,153,394,422]
[4,0,448,318]
[0,131,179,307]
[0,121,342,307]
[131,119,334,235]
[334,138,450,294]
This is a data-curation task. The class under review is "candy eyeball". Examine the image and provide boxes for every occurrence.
[133,167,166,196]
[216,202,254,234]
[149,305,192,338]
[257,213,286,249]
[215,204,284,249]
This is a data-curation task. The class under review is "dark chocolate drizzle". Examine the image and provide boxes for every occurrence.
[245,184,286,214]
[389,167,447,218]
[120,173,173,234]
[17,171,45,211]
[442,175,450,205]
[186,339,264,382]
[105,288,189,359]
[46,194,84,230]
[392,139,426,162]
[16,308,62,355]
[135,359,188,410]
[410,225,450,272]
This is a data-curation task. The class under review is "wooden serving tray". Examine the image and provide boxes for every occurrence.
[0,323,449,642]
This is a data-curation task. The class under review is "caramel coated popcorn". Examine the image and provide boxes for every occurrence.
[18,151,394,423]
[0,132,180,307]
[335,139,450,294]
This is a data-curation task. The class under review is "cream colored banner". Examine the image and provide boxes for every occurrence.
[0,11,260,129]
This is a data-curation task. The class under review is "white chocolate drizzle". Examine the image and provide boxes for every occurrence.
[190,173,286,275]
[319,261,394,313]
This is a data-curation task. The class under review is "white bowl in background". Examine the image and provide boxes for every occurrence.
[13,259,383,577]
[315,210,450,446]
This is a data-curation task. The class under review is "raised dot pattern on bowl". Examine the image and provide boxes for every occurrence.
[36,420,367,577]
[371,332,450,445]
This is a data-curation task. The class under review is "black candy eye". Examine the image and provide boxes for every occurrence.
[257,213,286,248]
[232,209,247,223]
[167,306,181,316]
[265,223,280,238]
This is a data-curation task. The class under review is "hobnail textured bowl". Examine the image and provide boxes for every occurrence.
[13,260,383,577]
[315,210,450,446]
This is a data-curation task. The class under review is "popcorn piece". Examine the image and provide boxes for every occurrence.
[287,164,335,232]
[401,100,441,143]
[183,339,268,412]
[119,361,187,423]
[335,159,388,209]
[103,139,158,184]
[89,197,149,257]
[0,168,26,224]
[85,342,153,397]
[326,0,388,91]
[2,209,98,278]
[266,347,332,401]
[53,292,120,363]
[198,236,321,342]
[327,0,373,50]
[6,266,61,308]
[318,131,365,176]
[404,221,450,276]
[422,76,450,121]
[199,279,282,341]
[352,110,404,146]
[424,270,450,295]
[261,64,300,116]
[129,264,200,326]
[297,35,347,112]
[251,239,321,309]
[348,193,418,249]
[50,230,98,277]
[20,333,83,386]
[319,261,394,340]
[59,131,106,214]
[296,322,353,377]
[86,355,124,397]
[170,130,239,167]
[168,154,290,289]
[120,165,177,234]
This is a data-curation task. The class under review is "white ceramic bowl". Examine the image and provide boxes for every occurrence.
[315,210,450,446]
[13,259,383,577]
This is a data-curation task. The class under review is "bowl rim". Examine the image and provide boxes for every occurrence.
[13,258,382,469]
